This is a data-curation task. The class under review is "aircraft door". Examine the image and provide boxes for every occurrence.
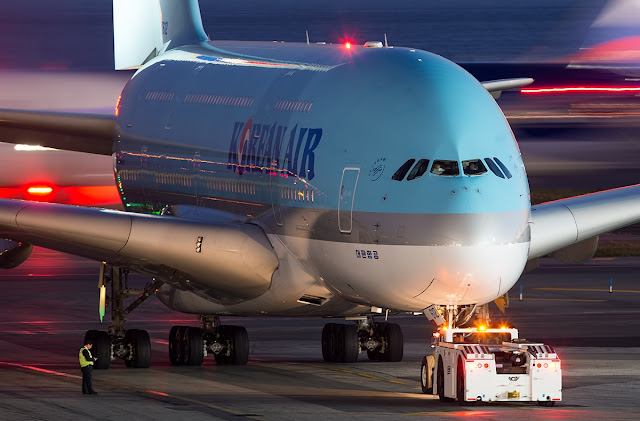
[338,168,360,233]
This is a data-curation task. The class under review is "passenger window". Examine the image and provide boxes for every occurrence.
[462,159,487,176]
[484,158,505,178]
[407,159,430,181]
[431,160,459,176]
[392,159,416,181]
[493,157,513,179]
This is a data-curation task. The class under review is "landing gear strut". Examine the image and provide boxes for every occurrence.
[321,316,404,363]
[85,263,161,369]
[168,316,249,366]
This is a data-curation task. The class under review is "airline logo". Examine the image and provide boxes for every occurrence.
[227,119,322,180]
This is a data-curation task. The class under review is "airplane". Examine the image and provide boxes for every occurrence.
[2,0,640,371]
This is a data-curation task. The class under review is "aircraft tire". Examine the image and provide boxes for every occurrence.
[230,325,249,365]
[127,329,151,368]
[85,330,111,370]
[337,324,358,363]
[321,323,337,362]
[168,325,182,365]
[384,323,403,362]
[185,327,204,366]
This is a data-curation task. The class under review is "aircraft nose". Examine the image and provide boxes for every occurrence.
[412,241,529,307]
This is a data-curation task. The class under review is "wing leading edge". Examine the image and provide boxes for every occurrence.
[0,109,115,155]
[482,78,534,99]
[529,184,640,261]
[0,199,278,304]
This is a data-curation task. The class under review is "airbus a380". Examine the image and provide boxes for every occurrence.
[1,0,640,371]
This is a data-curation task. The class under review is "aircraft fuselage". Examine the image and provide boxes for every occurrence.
[115,41,531,313]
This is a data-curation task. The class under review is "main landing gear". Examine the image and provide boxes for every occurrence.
[86,264,162,369]
[87,264,251,368]
[168,316,249,366]
[321,317,404,363]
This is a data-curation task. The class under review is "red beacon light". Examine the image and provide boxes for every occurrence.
[345,42,352,49]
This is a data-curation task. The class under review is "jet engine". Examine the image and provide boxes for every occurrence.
[0,239,33,269]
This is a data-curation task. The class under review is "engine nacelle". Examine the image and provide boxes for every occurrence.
[0,239,33,269]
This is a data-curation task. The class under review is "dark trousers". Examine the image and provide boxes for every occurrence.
[81,366,95,394]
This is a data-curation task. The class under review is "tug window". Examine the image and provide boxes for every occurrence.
[431,160,459,176]
[462,159,487,176]
[407,159,430,181]
[493,157,513,179]
[484,158,505,179]
[392,159,416,181]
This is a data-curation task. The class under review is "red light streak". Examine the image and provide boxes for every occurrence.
[146,390,169,397]
[522,86,640,94]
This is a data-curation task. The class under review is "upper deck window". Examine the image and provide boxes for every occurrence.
[431,160,459,176]
[462,159,487,176]
[407,159,430,181]
[392,159,415,181]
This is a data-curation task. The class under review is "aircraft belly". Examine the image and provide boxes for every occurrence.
[309,240,529,309]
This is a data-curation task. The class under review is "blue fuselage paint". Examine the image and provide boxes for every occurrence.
[114,41,531,307]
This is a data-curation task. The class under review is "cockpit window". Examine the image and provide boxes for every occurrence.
[462,159,487,176]
[484,158,505,178]
[407,159,430,181]
[431,160,459,176]
[493,157,513,179]
[392,159,415,181]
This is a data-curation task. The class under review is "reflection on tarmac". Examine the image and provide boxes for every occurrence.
[0,248,639,420]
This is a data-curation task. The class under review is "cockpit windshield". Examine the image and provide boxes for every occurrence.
[431,160,459,176]
[462,159,487,176]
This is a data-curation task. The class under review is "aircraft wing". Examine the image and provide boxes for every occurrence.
[528,184,640,262]
[0,109,115,155]
[0,199,278,304]
[482,78,534,99]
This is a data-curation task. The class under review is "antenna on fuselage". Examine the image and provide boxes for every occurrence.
[306,30,310,46]
[384,33,388,48]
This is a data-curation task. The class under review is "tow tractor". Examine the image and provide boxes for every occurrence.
[420,326,562,406]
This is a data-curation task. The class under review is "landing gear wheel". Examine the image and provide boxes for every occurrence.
[229,325,249,365]
[185,327,204,366]
[125,329,151,368]
[421,355,435,394]
[85,330,111,370]
[336,324,358,363]
[168,325,183,366]
[215,325,249,365]
[321,323,337,362]
[457,357,469,406]
[384,323,403,362]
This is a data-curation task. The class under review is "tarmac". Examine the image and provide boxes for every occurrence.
[0,248,639,420]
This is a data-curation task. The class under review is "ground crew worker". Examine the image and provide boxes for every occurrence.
[79,340,98,395]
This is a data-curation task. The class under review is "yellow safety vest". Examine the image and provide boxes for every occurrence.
[79,347,94,368]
